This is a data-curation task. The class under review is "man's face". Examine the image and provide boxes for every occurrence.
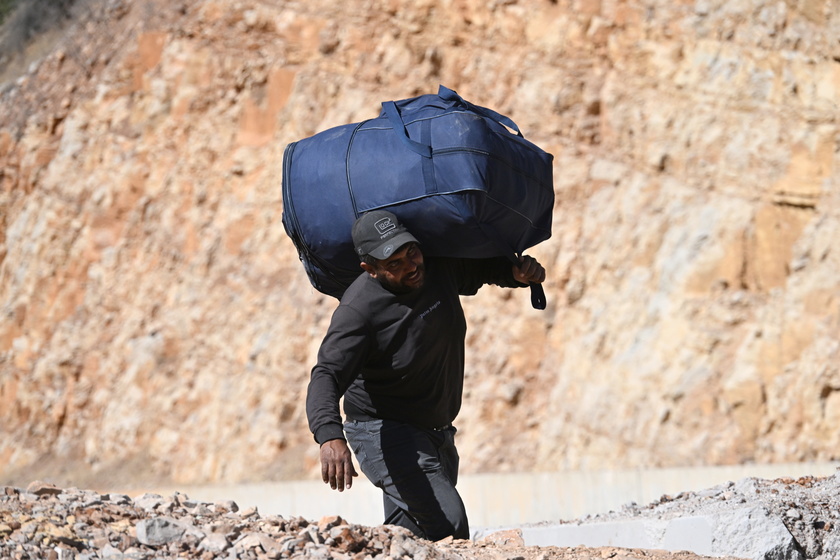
[361,242,425,293]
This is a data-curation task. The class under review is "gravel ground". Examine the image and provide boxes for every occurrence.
[2,474,838,560]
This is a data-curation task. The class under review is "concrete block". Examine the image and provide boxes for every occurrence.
[512,507,804,560]
[520,519,665,549]
[661,515,713,556]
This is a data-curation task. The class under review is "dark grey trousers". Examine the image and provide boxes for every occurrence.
[344,418,469,541]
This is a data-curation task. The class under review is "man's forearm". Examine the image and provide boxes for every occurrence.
[305,367,345,443]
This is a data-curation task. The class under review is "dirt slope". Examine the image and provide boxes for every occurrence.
[1,0,839,492]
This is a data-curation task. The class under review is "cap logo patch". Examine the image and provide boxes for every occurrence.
[374,217,396,236]
[382,244,395,258]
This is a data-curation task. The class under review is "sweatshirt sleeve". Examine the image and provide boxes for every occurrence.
[452,257,527,295]
[305,304,371,444]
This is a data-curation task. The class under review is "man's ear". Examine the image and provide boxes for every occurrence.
[360,261,377,278]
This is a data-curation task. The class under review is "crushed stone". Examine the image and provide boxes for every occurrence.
[3,475,839,560]
[565,472,840,559]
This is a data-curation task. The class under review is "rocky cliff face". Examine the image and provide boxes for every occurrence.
[1,0,838,488]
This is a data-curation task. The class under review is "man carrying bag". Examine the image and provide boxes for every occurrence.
[306,210,546,541]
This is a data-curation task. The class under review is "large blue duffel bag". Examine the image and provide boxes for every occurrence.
[281,85,554,308]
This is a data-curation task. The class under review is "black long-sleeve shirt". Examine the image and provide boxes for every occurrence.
[306,257,525,444]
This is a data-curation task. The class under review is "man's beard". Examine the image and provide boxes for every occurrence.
[378,262,426,294]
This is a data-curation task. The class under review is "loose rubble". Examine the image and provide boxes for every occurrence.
[6,474,840,559]
[1,481,456,560]
[1,481,739,560]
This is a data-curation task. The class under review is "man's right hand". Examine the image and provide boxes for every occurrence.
[320,439,358,492]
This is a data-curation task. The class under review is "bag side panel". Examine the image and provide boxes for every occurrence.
[281,125,365,298]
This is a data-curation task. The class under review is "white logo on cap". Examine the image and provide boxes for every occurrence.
[374,217,396,236]
[382,244,395,258]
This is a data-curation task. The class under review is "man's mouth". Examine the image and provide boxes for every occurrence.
[406,269,423,285]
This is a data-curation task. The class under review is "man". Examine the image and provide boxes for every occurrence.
[305,209,546,541]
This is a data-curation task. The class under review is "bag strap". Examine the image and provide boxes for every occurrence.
[479,223,547,311]
[382,85,524,159]
[436,85,523,137]
[438,85,542,307]
[382,101,433,158]
[383,87,543,309]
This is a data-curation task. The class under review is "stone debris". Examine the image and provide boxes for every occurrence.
[0,481,744,560]
[571,474,840,559]
[0,482,464,560]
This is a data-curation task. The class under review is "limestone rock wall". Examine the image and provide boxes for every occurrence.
[0,0,838,487]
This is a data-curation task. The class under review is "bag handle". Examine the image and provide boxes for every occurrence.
[382,85,525,158]
[383,88,544,309]
[436,85,523,137]
[479,223,547,311]
[382,101,433,158]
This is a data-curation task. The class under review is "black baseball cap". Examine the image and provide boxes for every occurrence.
[352,210,419,260]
